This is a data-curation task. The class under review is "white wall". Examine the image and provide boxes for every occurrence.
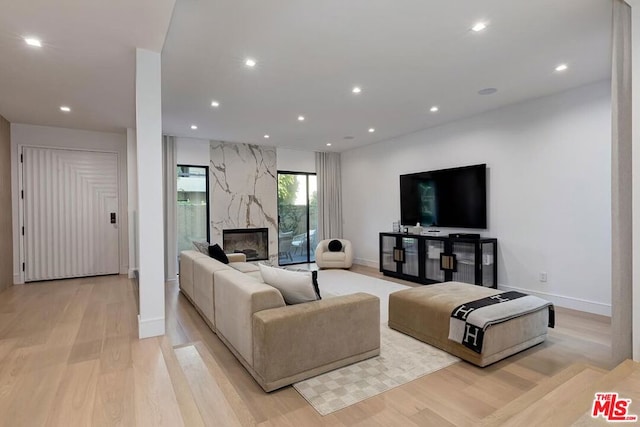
[176,137,210,166]
[277,148,316,173]
[628,0,640,360]
[342,80,612,315]
[10,124,129,283]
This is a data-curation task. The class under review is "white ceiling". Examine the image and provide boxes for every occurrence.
[0,0,175,133]
[0,1,611,152]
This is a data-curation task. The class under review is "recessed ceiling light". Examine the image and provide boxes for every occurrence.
[326,143,332,146]
[190,124,198,130]
[352,86,362,94]
[478,87,498,95]
[264,134,270,139]
[210,100,220,107]
[298,115,305,121]
[245,58,257,67]
[24,37,42,47]
[430,106,439,113]
[555,64,568,72]
[471,22,487,32]
[59,106,71,112]
[368,128,375,133]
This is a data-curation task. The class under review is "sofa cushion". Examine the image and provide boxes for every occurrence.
[328,239,343,252]
[259,264,321,305]
[227,253,247,263]
[208,244,229,264]
[244,270,264,282]
[229,262,260,274]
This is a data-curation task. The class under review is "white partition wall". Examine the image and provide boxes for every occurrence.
[341,81,612,316]
[136,48,165,339]
[612,0,633,365]
[628,0,640,361]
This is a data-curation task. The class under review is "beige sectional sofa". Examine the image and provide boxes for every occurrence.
[179,250,381,391]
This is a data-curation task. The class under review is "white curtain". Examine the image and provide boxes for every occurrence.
[163,135,178,283]
[611,0,632,363]
[315,152,343,240]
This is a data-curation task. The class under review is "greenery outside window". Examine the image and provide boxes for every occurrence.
[278,172,317,265]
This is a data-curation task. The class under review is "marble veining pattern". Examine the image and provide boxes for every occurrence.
[210,141,278,264]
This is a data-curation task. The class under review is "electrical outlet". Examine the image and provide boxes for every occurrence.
[539,272,548,282]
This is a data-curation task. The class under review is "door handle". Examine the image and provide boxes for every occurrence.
[110,212,116,224]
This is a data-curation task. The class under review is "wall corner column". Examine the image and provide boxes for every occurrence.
[626,0,640,361]
[135,48,165,339]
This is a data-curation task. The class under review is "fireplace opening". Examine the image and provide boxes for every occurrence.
[223,228,269,262]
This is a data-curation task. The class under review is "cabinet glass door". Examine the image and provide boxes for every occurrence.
[381,235,397,272]
[481,242,495,287]
[451,242,476,284]
[401,237,420,278]
[424,240,445,282]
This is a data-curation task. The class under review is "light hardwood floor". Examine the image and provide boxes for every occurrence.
[0,268,614,426]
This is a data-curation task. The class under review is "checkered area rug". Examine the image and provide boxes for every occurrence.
[293,324,460,415]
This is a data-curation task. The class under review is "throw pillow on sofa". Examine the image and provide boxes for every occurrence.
[258,264,321,305]
[328,239,343,252]
[208,244,229,264]
[192,240,210,254]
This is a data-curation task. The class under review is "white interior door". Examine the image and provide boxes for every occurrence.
[22,147,120,282]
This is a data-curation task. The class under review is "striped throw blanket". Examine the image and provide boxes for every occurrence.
[448,291,554,353]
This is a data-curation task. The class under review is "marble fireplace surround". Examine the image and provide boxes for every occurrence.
[210,141,278,264]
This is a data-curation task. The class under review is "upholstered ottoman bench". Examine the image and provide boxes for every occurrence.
[388,282,554,367]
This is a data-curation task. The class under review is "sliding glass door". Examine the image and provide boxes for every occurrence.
[278,172,317,265]
[177,165,210,255]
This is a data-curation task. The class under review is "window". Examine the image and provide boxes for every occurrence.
[277,172,317,265]
[177,165,210,254]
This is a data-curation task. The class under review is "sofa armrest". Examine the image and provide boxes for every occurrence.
[214,269,285,367]
[227,253,247,262]
[252,293,380,386]
[342,241,354,268]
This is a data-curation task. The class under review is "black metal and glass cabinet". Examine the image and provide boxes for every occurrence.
[380,234,422,281]
[379,232,497,288]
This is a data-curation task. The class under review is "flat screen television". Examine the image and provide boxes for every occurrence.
[400,164,487,229]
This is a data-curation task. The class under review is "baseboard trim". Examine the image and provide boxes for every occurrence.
[128,268,138,279]
[498,284,611,317]
[352,258,610,316]
[353,258,379,269]
[137,315,165,339]
[13,274,24,285]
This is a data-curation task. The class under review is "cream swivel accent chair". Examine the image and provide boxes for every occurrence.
[315,239,353,269]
